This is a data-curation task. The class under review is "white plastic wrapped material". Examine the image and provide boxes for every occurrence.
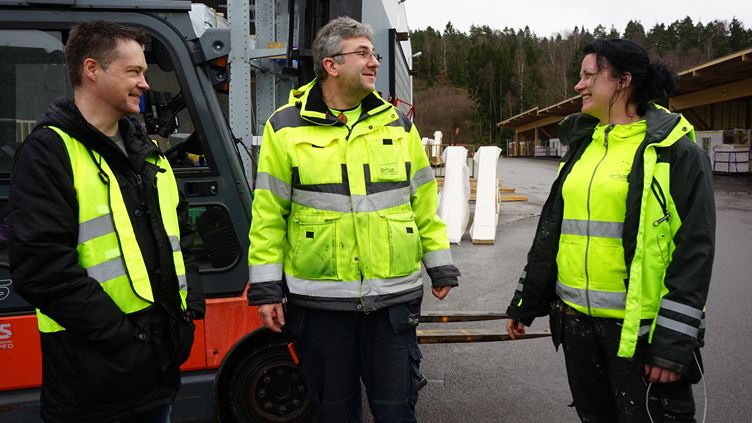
[189,4,229,38]
[469,146,502,243]
[713,144,750,173]
[437,146,470,243]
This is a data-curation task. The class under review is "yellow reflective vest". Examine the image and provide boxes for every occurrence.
[36,126,187,333]
[248,80,458,311]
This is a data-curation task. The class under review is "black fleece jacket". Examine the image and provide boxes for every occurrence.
[9,98,204,422]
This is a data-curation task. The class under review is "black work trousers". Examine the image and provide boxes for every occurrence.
[285,300,422,423]
[561,307,696,423]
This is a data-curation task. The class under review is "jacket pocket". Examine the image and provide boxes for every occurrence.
[388,298,423,334]
[176,315,196,365]
[294,138,342,185]
[384,212,422,276]
[291,213,340,279]
[367,137,407,182]
[75,334,157,405]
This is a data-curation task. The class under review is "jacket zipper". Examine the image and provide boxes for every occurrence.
[650,177,671,226]
[584,125,612,315]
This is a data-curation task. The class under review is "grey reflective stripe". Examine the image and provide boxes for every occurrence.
[422,249,454,268]
[286,271,422,298]
[700,319,706,329]
[250,263,283,283]
[177,274,187,291]
[660,298,703,320]
[561,219,623,239]
[555,280,626,310]
[520,270,527,280]
[352,187,411,212]
[516,282,524,292]
[410,166,435,194]
[638,325,651,336]
[293,190,351,212]
[292,187,410,212]
[86,256,127,283]
[168,235,181,252]
[656,315,699,338]
[78,214,115,243]
[256,172,292,200]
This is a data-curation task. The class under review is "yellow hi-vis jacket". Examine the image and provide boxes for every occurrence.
[248,80,459,311]
[36,126,187,332]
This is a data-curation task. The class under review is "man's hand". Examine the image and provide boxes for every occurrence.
[506,319,526,340]
[259,303,285,333]
[432,285,453,300]
[644,364,681,383]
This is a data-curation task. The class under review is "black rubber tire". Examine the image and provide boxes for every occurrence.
[228,343,318,423]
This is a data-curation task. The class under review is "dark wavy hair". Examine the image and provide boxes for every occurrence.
[583,38,677,116]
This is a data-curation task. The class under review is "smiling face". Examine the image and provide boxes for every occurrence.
[91,39,150,117]
[574,53,621,123]
[329,36,380,100]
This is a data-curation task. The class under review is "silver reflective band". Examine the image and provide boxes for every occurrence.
[520,270,527,280]
[516,282,524,292]
[352,187,411,212]
[638,325,651,336]
[286,271,422,298]
[250,263,283,283]
[177,274,187,291]
[555,280,626,310]
[656,315,699,338]
[79,214,115,244]
[660,298,703,320]
[410,166,435,194]
[256,172,292,200]
[86,256,127,283]
[422,249,453,268]
[293,190,351,212]
[168,235,181,252]
[561,219,623,239]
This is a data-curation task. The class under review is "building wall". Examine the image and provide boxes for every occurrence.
[684,97,752,131]
[362,0,413,105]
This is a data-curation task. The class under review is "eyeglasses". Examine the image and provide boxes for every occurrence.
[330,50,382,62]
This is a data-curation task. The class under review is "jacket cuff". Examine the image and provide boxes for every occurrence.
[426,265,460,285]
[505,304,536,326]
[432,278,459,288]
[247,280,285,305]
[647,353,685,374]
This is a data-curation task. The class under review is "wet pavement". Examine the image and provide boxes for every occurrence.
[403,157,752,422]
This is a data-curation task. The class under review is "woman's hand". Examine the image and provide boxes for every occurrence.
[506,319,526,340]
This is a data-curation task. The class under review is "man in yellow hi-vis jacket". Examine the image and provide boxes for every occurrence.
[247,16,460,422]
[9,21,202,423]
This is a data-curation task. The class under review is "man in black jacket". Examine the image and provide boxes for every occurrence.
[9,21,203,423]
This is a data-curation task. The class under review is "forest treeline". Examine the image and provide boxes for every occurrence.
[409,17,751,145]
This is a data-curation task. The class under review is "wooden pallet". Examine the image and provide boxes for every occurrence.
[500,194,528,202]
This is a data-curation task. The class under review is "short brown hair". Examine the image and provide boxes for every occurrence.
[64,20,150,87]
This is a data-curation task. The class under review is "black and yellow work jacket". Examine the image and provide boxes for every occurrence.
[507,104,715,375]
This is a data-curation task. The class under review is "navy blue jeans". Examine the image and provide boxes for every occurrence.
[285,300,422,423]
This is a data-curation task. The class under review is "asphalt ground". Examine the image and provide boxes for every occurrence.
[364,157,752,422]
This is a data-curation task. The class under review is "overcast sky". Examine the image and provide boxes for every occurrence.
[403,0,750,37]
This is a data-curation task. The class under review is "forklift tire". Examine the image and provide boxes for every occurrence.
[228,342,318,423]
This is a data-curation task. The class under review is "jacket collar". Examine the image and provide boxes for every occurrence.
[558,103,691,149]
[290,79,393,126]
[35,97,161,170]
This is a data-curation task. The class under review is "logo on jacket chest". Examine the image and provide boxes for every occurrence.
[607,161,632,182]
[379,164,399,176]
